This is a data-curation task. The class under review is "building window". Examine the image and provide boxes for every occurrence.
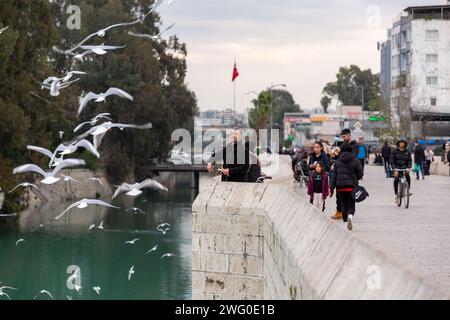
[426,54,438,63]
[426,76,438,86]
[431,98,437,106]
[426,30,439,41]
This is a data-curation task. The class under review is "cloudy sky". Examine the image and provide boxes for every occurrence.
[158,0,441,112]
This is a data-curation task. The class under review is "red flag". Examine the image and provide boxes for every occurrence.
[232,62,239,82]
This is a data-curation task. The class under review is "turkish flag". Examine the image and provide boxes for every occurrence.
[232,62,239,82]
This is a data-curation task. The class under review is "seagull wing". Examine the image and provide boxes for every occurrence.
[108,122,152,130]
[27,145,54,159]
[54,200,83,220]
[104,87,133,101]
[112,183,133,199]
[73,139,100,158]
[73,121,91,133]
[84,199,120,209]
[13,164,47,178]
[78,92,100,115]
[51,159,86,176]
[138,179,168,191]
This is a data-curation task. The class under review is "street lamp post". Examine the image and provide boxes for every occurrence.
[269,83,287,152]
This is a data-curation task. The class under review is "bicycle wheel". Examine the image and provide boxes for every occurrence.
[397,183,403,207]
[404,182,410,209]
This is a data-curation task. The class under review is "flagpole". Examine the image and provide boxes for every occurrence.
[233,78,236,115]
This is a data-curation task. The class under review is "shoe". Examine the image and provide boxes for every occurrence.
[347,218,353,231]
[394,194,398,202]
[331,211,343,220]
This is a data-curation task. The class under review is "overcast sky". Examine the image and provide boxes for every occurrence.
[158,0,442,112]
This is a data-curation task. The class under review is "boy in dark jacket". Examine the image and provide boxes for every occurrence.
[330,143,364,231]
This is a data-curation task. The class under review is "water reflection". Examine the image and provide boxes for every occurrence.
[0,173,194,300]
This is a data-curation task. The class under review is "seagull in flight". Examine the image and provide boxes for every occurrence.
[86,177,103,186]
[13,159,86,185]
[27,145,65,168]
[15,239,25,246]
[78,87,133,115]
[97,221,104,230]
[145,244,158,254]
[156,223,171,230]
[124,238,140,245]
[80,44,126,56]
[93,287,101,295]
[52,0,164,54]
[40,71,86,97]
[0,26,9,34]
[158,227,170,235]
[112,179,168,199]
[0,285,18,300]
[88,224,96,231]
[49,139,99,167]
[74,113,112,133]
[128,266,135,281]
[60,174,81,184]
[71,122,152,149]
[161,253,175,259]
[54,199,120,220]
[8,182,41,194]
[33,290,54,300]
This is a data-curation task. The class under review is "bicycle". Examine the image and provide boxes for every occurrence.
[394,168,412,209]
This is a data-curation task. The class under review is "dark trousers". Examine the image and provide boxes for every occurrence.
[425,160,431,175]
[383,158,389,173]
[336,191,342,212]
[359,159,365,174]
[339,191,355,222]
[394,173,411,195]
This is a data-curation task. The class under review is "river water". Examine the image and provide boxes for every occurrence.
[0,173,195,300]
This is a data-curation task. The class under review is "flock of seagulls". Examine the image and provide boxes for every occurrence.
[1,0,178,300]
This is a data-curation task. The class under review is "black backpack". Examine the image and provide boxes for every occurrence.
[352,185,369,203]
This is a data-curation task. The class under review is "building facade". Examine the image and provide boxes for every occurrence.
[380,4,450,138]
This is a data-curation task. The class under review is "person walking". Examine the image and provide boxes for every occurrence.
[390,139,413,201]
[356,137,369,175]
[381,141,392,175]
[413,140,426,180]
[307,162,330,212]
[330,143,363,231]
[424,147,434,176]
[207,128,250,182]
[308,141,331,173]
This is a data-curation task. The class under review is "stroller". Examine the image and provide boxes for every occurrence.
[294,159,310,188]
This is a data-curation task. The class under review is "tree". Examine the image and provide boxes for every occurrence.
[49,0,198,184]
[249,91,272,133]
[320,95,332,113]
[322,65,380,111]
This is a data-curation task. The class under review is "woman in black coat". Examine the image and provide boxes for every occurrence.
[330,143,364,231]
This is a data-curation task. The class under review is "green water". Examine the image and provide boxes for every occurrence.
[0,178,194,300]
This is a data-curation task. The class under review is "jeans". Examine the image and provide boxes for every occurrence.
[338,191,355,222]
[394,173,411,195]
[383,158,389,173]
[415,162,425,179]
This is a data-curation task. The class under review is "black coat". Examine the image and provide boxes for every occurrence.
[331,151,363,190]
[389,148,412,170]
[381,145,391,160]
[338,140,359,156]
[414,145,426,163]
[212,142,250,182]
[308,151,331,173]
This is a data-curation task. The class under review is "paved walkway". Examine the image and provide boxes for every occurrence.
[321,165,450,294]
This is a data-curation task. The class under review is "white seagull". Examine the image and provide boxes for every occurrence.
[74,113,112,133]
[8,182,41,194]
[161,253,176,259]
[33,290,54,300]
[156,223,171,230]
[49,139,100,167]
[0,26,9,34]
[78,88,133,115]
[158,227,170,235]
[97,221,104,230]
[128,266,135,281]
[79,44,126,56]
[145,244,158,255]
[54,199,120,220]
[13,159,86,185]
[27,145,65,168]
[86,177,103,186]
[124,238,140,245]
[88,224,96,231]
[60,174,81,184]
[93,287,101,295]
[112,179,168,199]
[52,0,164,54]
[15,239,25,246]
[0,285,18,300]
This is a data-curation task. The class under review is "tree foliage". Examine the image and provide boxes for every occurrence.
[321,65,380,111]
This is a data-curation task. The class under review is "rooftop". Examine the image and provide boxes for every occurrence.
[404,4,450,19]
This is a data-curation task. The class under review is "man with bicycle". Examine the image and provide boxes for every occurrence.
[389,139,413,202]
